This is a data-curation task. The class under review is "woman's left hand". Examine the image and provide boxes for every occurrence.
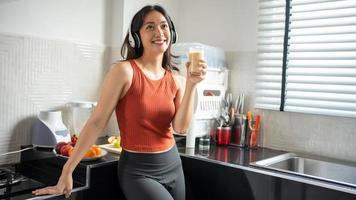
[185,60,207,85]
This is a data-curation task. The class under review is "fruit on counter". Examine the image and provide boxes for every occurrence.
[108,136,121,149]
[70,134,78,146]
[84,145,102,158]
[56,142,102,158]
[55,134,102,158]
[113,140,120,149]
[60,144,74,157]
[55,135,78,154]
[107,135,120,143]
[55,141,68,154]
[68,148,74,157]
[91,145,102,155]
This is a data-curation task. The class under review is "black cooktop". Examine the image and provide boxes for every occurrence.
[0,167,45,199]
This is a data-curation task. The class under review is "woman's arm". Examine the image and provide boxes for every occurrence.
[62,61,132,172]
[172,60,207,134]
[33,61,132,197]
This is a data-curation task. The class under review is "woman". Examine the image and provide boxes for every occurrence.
[33,5,206,200]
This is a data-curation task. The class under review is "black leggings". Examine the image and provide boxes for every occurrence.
[117,145,185,200]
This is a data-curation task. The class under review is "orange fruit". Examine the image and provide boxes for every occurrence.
[84,148,96,158]
[92,145,102,156]
[68,148,74,157]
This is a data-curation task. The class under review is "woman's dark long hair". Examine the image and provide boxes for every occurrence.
[120,5,179,71]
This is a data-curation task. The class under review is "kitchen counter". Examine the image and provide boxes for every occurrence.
[179,145,356,193]
[16,142,122,200]
[15,136,356,200]
[175,138,356,200]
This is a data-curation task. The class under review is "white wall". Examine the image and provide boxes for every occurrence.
[177,0,258,52]
[0,0,108,44]
[0,0,114,164]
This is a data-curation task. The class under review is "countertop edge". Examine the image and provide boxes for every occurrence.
[179,151,356,195]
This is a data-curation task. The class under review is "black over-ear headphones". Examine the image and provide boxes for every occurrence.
[128,16,177,49]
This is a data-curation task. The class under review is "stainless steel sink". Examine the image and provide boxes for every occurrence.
[250,153,356,187]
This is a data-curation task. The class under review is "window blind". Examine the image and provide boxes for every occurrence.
[256,0,356,118]
[285,0,356,117]
[255,0,286,110]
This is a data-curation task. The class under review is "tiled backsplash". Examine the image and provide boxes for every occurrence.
[0,33,118,164]
[260,110,356,161]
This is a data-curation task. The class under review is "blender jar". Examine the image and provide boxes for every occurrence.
[65,101,96,136]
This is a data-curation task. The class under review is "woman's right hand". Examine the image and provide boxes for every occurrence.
[32,169,73,198]
[185,60,207,85]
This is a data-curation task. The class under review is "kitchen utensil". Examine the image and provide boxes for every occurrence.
[249,115,261,148]
[234,95,240,113]
[230,114,247,147]
[234,93,245,114]
[239,94,245,114]
[225,92,232,110]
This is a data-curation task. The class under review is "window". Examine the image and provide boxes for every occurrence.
[256,0,356,118]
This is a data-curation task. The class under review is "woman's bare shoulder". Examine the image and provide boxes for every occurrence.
[110,60,132,73]
[109,60,133,80]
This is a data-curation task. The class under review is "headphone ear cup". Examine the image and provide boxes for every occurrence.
[132,33,141,49]
[171,30,177,44]
[128,32,135,48]
[169,17,177,44]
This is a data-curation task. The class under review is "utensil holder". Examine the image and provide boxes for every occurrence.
[230,114,247,147]
[248,120,260,149]
[215,126,231,145]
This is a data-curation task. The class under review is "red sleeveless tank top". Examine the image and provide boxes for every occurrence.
[115,60,178,152]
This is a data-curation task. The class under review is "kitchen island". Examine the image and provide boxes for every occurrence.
[15,136,356,200]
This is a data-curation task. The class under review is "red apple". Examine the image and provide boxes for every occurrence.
[60,144,73,156]
[55,142,68,154]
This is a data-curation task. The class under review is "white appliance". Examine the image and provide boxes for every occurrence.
[190,83,226,136]
[65,101,96,136]
[32,110,70,148]
[172,43,228,147]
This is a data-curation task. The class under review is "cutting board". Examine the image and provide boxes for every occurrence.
[99,144,122,154]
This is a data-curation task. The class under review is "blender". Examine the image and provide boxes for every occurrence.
[32,110,70,148]
[65,101,96,136]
